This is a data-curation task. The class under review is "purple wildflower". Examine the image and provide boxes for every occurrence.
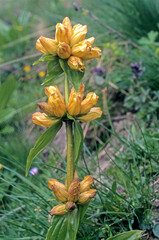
[91,66,106,77]
[130,61,145,78]
[29,167,38,176]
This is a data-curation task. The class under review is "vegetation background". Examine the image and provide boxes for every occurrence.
[0,0,159,239]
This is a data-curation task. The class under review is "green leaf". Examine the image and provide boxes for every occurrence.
[26,121,62,176]
[59,59,85,91]
[33,54,57,65]
[46,205,88,240]
[153,223,159,238]
[0,75,17,112]
[107,230,144,240]
[74,120,83,169]
[42,59,63,86]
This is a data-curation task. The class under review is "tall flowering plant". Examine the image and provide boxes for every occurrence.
[26,17,102,240]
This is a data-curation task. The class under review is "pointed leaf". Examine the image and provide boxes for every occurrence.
[0,75,17,112]
[33,54,57,65]
[46,209,79,240]
[107,230,144,240]
[59,59,85,91]
[74,120,83,169]
[26,121,62,176]
[46,205,88,240]
[41,60,63,86]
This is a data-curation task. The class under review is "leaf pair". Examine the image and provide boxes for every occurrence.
[46,205,88,240]
[25,120,83,176]
[33,54,84,91]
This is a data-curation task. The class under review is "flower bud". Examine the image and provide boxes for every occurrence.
[80,175,94,193]
[38,36,58,55]
[78,107,102,122]
[36,39,48,54]
[38,102,55,116]
[45,85,64,101]
[70,24,87,46]
[57,42,71,59]
[50,204,68,216]
[68,178,80,202]
[32,112,58,127]
[80,92,99,115]
[48,179,68,202]
[55,23,69,44]
[72,37,95,58]
[78,189,97,204]
[48,179,66,191]
[48,93,66,117]
[67,87,82,116]
[82,47,102,60]
[66,202,76,211]
[62,17,72,43]
[67,56,85,72]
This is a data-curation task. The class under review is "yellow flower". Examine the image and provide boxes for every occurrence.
[68,178,80,202]
[67,88,82,116]
[36,36,57,55]
[38,71,45,77]
[77,107,102,122]
[0,164,2,169]
[49,175,96,216]
[50,204,68,215]
[80,92,99,115]
[80,175,94,193]
[57,42,71,59]
[36,17,102,71]
[36,39,48,54]
[48,179,68,202]
[17,26,23,31]
[32,84,102,128]
[82,47,102,60]
[67,56,85,72]
[71,37,95,58]
[78,189,97,204]
[70,24,87,47]
[23,66,31,72]
[32,112,58,127]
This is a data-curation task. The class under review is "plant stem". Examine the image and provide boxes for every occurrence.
[64,73,74,189]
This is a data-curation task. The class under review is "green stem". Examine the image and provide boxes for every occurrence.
[64,73,74,189]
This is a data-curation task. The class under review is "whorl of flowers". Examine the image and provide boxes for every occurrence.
[36,17,101,72]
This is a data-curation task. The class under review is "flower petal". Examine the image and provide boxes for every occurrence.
[67,56,85,72]
[80,92,99,115]
[32,112,58,127]
[78,107,102,122]
[70,24,87,46]
[39,36,58,55]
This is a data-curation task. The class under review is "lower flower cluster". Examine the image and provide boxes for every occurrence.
[32,84,102,127]
[48,175,96,215]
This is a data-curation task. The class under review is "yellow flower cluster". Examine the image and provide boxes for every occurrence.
[32,84,102,127]
[36,17,101,72]
[48,175,96,215]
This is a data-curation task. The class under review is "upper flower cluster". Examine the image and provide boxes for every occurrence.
[36,17,101,71]
[32,84,102,127]
[48,175,96,215]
